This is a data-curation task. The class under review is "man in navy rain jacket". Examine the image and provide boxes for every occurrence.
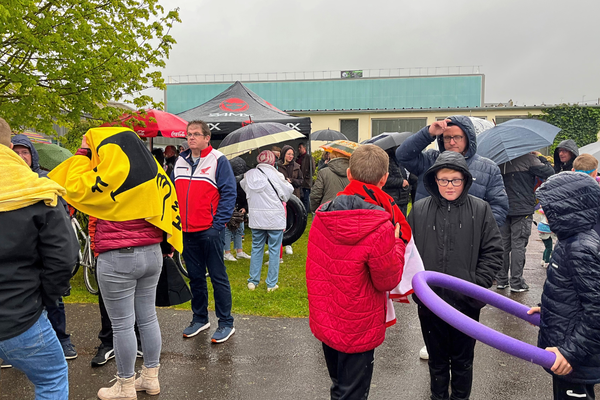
[396,115,508,227]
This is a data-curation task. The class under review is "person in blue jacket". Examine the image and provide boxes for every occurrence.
[529,171,600,400]
[396,115,508,227]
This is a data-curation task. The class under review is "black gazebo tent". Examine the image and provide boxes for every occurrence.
[176,81,311,142]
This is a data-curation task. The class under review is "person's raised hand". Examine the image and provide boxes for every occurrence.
[395,223,401,239]
[429,119,451,137]
[546,347,572,375]
[81,135,90,149]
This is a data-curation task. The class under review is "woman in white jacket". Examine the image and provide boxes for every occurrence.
[240,150,294,292]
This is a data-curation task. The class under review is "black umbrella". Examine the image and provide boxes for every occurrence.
[218,122,304,159]
[361,131,413,151]
[311,129,348,141]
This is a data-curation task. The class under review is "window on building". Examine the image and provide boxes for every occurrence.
[340,119,359,142]
[494,115,530,124]
[371,118,427,136]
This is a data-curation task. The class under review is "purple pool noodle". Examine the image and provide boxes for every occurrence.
[412,271,555,369]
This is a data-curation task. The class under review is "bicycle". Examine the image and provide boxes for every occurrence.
[173,251,189,278]
[70,215,99,295]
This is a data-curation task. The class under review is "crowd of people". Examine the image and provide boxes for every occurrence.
[1,114,599,400]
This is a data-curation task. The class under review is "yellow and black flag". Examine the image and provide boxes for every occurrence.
[49,127,183,252]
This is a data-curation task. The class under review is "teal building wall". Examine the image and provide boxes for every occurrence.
[166,75,483,114]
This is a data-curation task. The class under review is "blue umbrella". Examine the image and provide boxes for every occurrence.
[477,119,561,164]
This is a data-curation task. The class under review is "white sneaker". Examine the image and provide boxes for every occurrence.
[280,258,284,264]
[236,251,251,259]
[223,253,237,262]
[285,245,293,255]
[247,282,256,291]
[419,346,429,360]
[267,285,279,292]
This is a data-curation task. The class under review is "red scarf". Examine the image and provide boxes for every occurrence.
[338,180,411,243]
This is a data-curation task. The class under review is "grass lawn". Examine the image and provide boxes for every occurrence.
[65,215,314,318]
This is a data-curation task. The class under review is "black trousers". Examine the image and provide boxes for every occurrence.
[553,376,596,400]
[418,305,480,400]
[98,288,140,348]
[46,297,70,343]
[322,342,374,400]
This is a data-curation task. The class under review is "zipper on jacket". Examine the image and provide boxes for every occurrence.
[442,203,451,274]
[185,180,191,232]
[184,155,196,232]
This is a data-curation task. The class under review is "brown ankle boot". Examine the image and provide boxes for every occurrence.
[135,364,160,395]
[97,376,137,400]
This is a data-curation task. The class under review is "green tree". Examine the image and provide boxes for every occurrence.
[537,105,600,152]
[0,0,180,135]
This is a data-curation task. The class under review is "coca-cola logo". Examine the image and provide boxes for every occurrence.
[219,98,249,112]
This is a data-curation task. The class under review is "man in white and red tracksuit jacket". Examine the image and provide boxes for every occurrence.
[172,120,237,343]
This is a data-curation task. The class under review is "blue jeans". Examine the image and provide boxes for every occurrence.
[249,229,283,288]
[97,244,162,378]
[223,222,244,251]
[183,228,234,328]
[0,311,68,400]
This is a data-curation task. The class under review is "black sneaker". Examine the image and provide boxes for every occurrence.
[510,283,530,293]
[91,343,115,367]
[61,341,78,360]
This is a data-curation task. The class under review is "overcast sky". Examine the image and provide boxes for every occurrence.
[151,0,600,107]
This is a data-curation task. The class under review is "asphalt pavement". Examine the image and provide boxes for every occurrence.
[1,234,598,399]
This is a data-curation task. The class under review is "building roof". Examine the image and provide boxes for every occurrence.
[166,75,484,115]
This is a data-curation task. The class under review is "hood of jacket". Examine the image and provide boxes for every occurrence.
[318,195,392,246]
[327,157,349,177]
[11,134,42,174]
[553,139,579,171]
[536,171,600,239]
[243,164,277,193]
[423,151,473,206]
[435,115,477,159]
[230,156,249,177]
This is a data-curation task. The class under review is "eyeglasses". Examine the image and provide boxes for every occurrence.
[187,132,208,138]
[435,178,464,187]
[442,135,464,143]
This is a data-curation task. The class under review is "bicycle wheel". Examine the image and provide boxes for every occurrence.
[70,218,84,277]
[173,251,189,278]
[84,260,99,295]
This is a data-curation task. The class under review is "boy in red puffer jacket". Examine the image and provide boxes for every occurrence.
[306,144,408,400]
